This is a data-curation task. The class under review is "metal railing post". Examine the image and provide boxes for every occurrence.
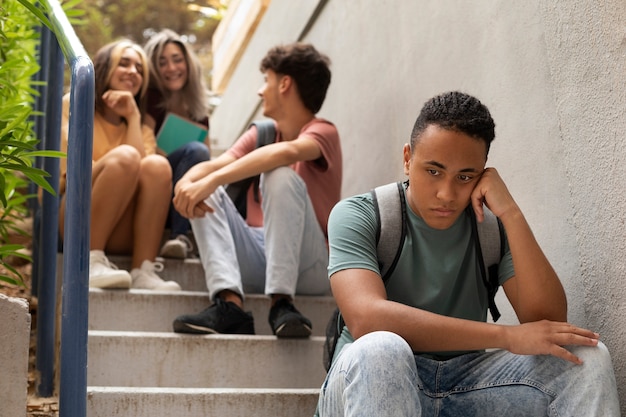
[58,57,93,416]
[35,27,63,398]
[36,1,94,415]
[31,23,51,298]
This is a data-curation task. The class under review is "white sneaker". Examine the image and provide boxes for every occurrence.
[89,250,131,289]
[159,235,193,259]
[131,260,181,291]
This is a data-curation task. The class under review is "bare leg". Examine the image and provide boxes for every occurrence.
[59,145,141,249]
[105,155,171,268]
[131,155,172,268]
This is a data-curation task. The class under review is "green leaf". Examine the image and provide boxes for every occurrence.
[26,150,66,158]
[15,0,53,31]
[0,244,25,254]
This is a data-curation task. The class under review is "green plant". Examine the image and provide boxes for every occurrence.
[0,0,64,286]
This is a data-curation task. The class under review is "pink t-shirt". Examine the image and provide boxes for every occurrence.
[226,119,342,236]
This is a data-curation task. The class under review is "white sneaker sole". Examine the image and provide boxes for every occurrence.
[159,242,188,259]
[131,280,182,291]
[90,273,131,289]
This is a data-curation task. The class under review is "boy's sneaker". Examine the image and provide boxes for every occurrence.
[130,260,181,291]
[268,298,312,338]
[89,250,131,289]
[159,235,193,259]
[173,298,255,335]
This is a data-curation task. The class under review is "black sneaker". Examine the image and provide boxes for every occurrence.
[173,298,255,335]
[268,298,312,338]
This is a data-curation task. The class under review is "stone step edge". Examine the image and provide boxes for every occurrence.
[89,288,335,300]
[89,330,327,341]
[88,386,321,394]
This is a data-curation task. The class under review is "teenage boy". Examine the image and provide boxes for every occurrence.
[172,43,342,338]
[317,91,619,416]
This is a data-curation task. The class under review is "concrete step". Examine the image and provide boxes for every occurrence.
[89,290,337,336]
[87,387,319,417]
[57,254,209,292]
[88,332,328,388]
[78,252,332,416]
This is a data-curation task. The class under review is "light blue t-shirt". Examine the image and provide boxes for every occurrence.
[327,188,515,360]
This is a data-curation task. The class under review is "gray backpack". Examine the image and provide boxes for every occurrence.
[323,181,505,371]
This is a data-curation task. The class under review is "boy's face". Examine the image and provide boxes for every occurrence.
[257,69,282,118]
[404,124,487,230]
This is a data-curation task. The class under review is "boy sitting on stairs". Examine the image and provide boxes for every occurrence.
[316,91,620,416]
[171,42,342,338]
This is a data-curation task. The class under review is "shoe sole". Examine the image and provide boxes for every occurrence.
[132,281,182,291]
[90,274,131,289]
[274,319,312,338]
[159,244,188,259]
[172,320,219,334]
[173,320,255,335]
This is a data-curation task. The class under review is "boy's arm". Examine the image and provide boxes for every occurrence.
[332,268,599,364]
[211,136,321,186]
[174,135,321,218]
[471,168,567,323]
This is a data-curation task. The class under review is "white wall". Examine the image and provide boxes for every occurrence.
[211,0,626,409]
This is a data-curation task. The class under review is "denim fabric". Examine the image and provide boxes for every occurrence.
[317,331,620,417]
[190,167,330,300]
[167,141,210,237]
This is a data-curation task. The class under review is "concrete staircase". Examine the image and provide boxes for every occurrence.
[83,256,336,417]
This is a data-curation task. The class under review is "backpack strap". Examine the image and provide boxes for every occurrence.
[371,181,407,283]
[250,120,276,202]
[324,181,406,372]
[224,120,276,217]
[469,205,504,322]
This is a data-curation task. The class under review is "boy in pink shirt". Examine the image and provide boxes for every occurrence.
[172,43,342,337]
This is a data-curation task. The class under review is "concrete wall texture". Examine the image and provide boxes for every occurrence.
[210,0,625,410]
[0,294,31,417]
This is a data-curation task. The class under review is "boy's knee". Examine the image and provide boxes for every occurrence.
[575,341,615,372]
[261,167,304,192]
[348,331,413,365]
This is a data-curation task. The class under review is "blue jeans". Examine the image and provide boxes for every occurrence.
[190,167,330,299]
[167,141,210,237]
[317,331,620,417]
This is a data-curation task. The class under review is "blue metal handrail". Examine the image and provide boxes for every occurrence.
[34,1,94,416]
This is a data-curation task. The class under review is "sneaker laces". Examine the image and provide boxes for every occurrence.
[142,259,164,273]
[91,251,121,270]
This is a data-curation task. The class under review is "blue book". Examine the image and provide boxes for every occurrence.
[156,113,208,154]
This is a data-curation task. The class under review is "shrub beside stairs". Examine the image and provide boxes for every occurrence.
[77,256,336,417]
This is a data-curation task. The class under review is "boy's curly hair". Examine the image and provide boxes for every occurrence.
[410,91,496,154]
[260,42,331,114]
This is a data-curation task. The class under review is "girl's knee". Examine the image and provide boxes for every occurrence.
[185,141,211,160]
[106,145,142,170]
[141,155,172,181]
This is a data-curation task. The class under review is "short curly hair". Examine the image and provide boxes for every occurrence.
[410,91,496,154]
[260,42,331,114]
